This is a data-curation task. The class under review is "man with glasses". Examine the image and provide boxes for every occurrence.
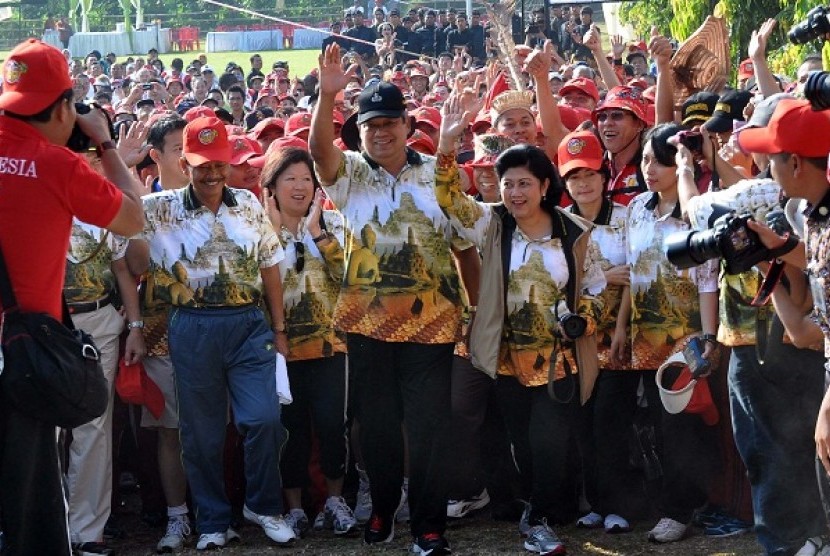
[592,86,650,205]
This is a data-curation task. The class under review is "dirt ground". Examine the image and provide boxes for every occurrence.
[110,506,762,556]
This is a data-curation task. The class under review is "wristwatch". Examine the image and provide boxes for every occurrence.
[127,320,144,330]
[273,321,287,333]
[312,232,332,244]
[700,333,719,346]
[95,140,117,157]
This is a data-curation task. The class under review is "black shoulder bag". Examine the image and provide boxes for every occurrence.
[0,246,109,429]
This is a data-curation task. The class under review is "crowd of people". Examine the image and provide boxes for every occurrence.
[2,4,830,556]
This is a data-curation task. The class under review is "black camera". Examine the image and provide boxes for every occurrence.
[677,130,703,154]
[67,103,115,153]
[558,312,588,339]
[664,209,771,275]
[142,83,153,90]
[789,6,830,44]
[804,70,830,111]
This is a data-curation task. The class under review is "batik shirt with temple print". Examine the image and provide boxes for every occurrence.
[435,153,606,386]
[569,201,631,370]
[137,185,283,354]
[277,210,347,361]
[65,219,127,303]
[321,149,464,345]
[628,191,718,370]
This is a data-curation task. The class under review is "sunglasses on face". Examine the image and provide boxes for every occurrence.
[596,110,630,123]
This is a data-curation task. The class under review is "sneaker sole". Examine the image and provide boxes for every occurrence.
[522,540,566,555]
[411,544,452,555]
[705,527,751,538]
[648,532,687,544]
[447,498,490,519]
[605,525,632,534]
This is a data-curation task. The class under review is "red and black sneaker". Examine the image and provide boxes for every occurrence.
[363,513,395,545]
[412,532,452,555]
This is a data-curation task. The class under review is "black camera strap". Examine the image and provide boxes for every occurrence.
[751,259,786,308]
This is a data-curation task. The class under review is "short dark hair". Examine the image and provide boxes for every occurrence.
[261,147,320,194]
[218,72,239,91]
[250,53,262,62]
[227,84,245,98]
[171,57,184,71]
[495,144,564,207]
[147,115,187,151]
[4,89,73,123]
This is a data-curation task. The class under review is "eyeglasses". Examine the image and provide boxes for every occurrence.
[294,241,305,273]
[596,110,630,123]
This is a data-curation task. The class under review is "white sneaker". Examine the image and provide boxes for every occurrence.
[355,465,372,524]
[796,536,830,556]
[647,517,688,543]
[321,495,359,535]
[576,511,603,529]
[447,488,490,519]
[242,505,296,545]
[396,478,410,523]
[604,514,631,534]
[195,528,239,551]
[284,508,309,538]
[157,515,191,553]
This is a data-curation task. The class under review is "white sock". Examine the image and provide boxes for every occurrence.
[168,504,188,518]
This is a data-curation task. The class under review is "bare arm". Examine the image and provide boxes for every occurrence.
[125,238,150,277]
[452,244,480,306]
[261,264,289,356]
[525,41,567,160]
[311,43,356,183]
[769,270,824,349]
[748,19,781,98]
[113,256,146,365]
[584,27,620,90]
[650,31,675,125]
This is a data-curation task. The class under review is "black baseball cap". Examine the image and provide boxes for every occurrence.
[680,91,718,126]
[704,89,752,133]
[356,81,407,124]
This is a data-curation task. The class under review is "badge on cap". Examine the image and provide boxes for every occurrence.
[371,91,383,103]
[233,138,246,151]
[199,128,218,145]
[566,138,586,155]
[4,60,28,84]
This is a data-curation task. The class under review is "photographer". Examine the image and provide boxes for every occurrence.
[733,98,830,553]
[0,39,144,556]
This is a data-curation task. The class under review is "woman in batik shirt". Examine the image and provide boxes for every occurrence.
[260,147,358,538]
[435,96,606,556]
[557,129,635,534]
[628,124,720,544]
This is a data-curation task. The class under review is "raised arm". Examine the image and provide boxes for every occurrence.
[310,43,358,184]
[584,26,620,90]
[748,19,781,98]
[650,29,676,125]
[525,41,568,160]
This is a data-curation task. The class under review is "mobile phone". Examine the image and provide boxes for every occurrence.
[142,83,152,90]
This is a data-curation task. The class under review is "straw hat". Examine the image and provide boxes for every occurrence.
[669,16,730,108]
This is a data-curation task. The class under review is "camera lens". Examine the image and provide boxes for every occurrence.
[664,229,722,269]
[804,71,830,111]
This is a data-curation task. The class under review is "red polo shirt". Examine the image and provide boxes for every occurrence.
[0,115,123,319]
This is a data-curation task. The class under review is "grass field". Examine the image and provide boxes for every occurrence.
[0,48,324,79]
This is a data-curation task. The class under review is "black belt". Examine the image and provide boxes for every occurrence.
[67,293,112,314]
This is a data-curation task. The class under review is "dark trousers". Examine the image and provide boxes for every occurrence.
[347,334,452,538]
[0,405,71,556]
[581,370,654,518]
[447,355,522,505]
[495,375,580,525]
[281,353,348,487]
[729,346,826,555]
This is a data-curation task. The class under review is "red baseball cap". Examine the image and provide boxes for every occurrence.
[738,58,754,81]
[248,135,309,168]
[406,129,436,155]
[228,134,263,165]
[249,117,285,139]
[412,106,441,130]
[224,124,245,136]
[557,105,592,131]
[593,86,648,124]
[559,77,599,103]
[0,39,73,116]
[557,130,604,177]
[737,99,830,157]
[332,110,345,129]
[285,112,313,136]
[183,105,215,122]
[471,111,492,135]
[183,116,231,166]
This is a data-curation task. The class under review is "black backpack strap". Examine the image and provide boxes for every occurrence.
[0,244,19,312]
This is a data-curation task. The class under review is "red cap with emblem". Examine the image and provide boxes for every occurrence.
[285,112,313,137]
[0,39,73,116]
[183,116,231,166]
[557,129,604,178]
[228,134,263,166]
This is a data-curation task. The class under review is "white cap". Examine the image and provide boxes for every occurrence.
[655,352,696,414]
